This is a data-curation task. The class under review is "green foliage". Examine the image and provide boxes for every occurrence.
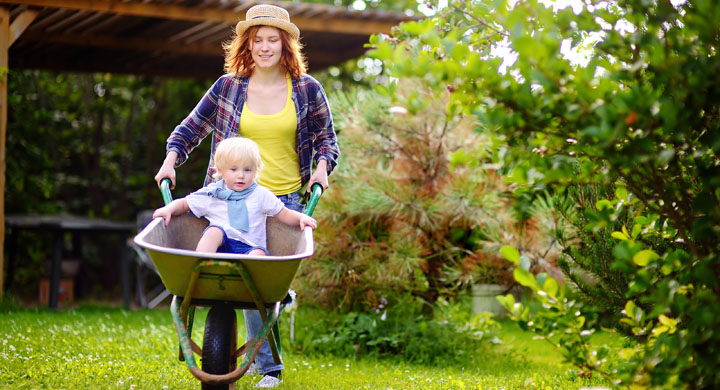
[297,85,521,316]
[303,296,500,366]
[371,0,720,387]
[6,70,213,295]
[7,70,212,219]
[554,183,638,334]
[497,269,612,379]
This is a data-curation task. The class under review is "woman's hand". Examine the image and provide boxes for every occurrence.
[307,159,329,192]
[155,151,178,189]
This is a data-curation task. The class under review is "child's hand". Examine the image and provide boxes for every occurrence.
[276,208,317,230]
[299,214,316,230]
[153,206,173,226]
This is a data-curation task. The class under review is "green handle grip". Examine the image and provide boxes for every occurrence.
[160,179,323,215]
[160,178,173,206]
[304,183,323,217]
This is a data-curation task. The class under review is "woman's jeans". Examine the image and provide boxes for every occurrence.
[244,190,303,375]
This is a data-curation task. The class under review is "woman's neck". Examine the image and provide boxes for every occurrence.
[250,66,286,85]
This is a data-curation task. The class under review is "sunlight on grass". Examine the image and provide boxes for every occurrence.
[0,306,615,389]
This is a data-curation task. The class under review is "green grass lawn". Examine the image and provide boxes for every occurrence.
[0,304,615,389]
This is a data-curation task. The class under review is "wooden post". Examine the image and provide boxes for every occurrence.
[0,7,10,300]
[0,8,37,300]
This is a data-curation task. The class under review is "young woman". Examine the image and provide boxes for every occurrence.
[154,4,339,388]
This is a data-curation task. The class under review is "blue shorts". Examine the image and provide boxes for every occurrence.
[203,225,269,255]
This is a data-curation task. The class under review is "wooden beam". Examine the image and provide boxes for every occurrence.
[0,6,9,300]
[9,9,37,45]
[20,31,224,57]
[0,8,38,299]
[0,0,400,35]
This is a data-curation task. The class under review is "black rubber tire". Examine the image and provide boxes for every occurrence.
[201,304,237,390]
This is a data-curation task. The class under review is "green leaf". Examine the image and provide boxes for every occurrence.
[596,199,614,211]
[449,148,472,169]
[624,300,636,319]
[633,250,659,266]
[513,268,538,291]
[496,293,515,311]
[501,245,520,264]
[543,278,559,297]
[615,186,628,200]
[450,44,469,62]
[400,21,427,35]
[611,231,628,241]
[535,272,548,288]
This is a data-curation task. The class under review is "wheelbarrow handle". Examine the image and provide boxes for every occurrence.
[160,178,174,206]
[160,178,323,215]
[304,183,323,217]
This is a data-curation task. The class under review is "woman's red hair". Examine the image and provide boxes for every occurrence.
[223,26,307,79]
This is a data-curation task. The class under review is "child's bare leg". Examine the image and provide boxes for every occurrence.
[248,248,266,256]
[195,227,224,253]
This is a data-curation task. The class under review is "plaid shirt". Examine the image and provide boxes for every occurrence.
[167,73,339,187]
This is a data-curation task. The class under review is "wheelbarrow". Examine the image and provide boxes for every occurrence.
[133,179,322,389]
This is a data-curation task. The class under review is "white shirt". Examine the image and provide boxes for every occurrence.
[185,185,284,247]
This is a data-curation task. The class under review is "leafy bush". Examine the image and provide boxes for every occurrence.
[299,84,564,315]
[7,71,213,219]
[298,85,514,315]
[296,296,500,366]
[369,0,720,387]
[6,71,214,296]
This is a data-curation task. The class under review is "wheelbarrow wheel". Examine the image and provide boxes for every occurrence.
[201,304,237,390]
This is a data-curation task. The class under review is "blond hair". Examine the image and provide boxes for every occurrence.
[222,25,307,78]
[212,137,264,180]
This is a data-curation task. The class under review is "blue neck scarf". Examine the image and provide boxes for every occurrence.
[193,180,257,232]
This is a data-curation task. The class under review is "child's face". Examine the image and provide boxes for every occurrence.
[220,159,257,192]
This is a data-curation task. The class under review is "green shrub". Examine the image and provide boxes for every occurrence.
[298,85,514,316]
[295,297,500,366]
[370,0,720,387]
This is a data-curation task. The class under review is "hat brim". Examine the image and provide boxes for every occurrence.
[235,19,300,40]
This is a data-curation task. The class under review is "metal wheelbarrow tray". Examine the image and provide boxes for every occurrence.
[134,214,313,305]
[133,181,322,388]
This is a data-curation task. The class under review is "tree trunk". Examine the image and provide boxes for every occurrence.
[420,256,443,318]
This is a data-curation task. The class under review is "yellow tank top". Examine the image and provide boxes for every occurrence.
[240,73,300,195]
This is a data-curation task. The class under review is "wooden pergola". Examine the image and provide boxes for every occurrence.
[0,0,415,299]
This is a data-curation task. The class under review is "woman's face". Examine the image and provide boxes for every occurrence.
[250,26,283,70]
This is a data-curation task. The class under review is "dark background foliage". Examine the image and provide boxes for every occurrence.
[6,71,214,297]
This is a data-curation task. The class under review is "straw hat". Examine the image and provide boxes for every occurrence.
[235,4,300,40]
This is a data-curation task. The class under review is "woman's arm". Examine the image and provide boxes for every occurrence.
[306,77,340,176]
[154,151,178,189]
[308,159,328,190]
[164,76,231,171]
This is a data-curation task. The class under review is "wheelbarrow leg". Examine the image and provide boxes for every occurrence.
[178,304,196,362]
[264,303,282,365]
[272,321,282,357]
[236,265,283,365]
